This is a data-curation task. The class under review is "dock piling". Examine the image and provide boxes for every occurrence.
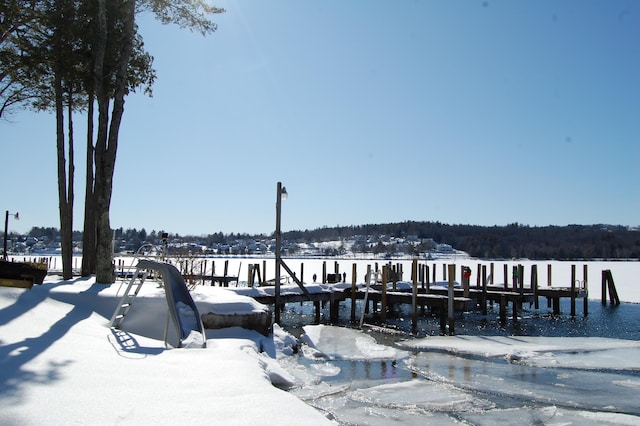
[447,264,455,335]
[571,265,576,317]
[583,264,588,315]
[412,260,418,332]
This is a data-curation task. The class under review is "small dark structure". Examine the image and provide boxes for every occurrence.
[0,260,48,289]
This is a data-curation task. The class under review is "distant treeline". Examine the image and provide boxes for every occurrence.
[286,222,640,260]
[22,221,640,260]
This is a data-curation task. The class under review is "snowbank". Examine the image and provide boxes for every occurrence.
[0,277,332,425]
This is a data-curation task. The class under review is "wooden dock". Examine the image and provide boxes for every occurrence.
[113,257,610,336]
[225,260,597,335]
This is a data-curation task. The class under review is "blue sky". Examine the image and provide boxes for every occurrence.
[1,0,638,236]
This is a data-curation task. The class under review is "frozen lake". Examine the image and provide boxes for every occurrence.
[269,258,640,425]
[278,310,640,425]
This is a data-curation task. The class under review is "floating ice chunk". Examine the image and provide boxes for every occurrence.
[301,325,408,361]
[350,379,494,413]
[460,406,640,425]
[505,349,538,362]
[613,379,640,389]
[399,335,640,370]
[310,362,341,377]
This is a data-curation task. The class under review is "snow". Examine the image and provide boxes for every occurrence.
[191,285,270,315]
[0,278,333,425]
[2,258,639,424]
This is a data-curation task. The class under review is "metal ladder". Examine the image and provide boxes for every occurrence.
[109,267,149,329]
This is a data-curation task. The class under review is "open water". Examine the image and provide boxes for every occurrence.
[278,299,640,425]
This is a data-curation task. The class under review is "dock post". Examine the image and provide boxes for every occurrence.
[604,270,620,305]
[425,265,430,292]
[314,301,320,323]
[490,262,494,284]
[461,264,470,298]
[322,261,327,284]
[439,300,447,335]
[481,265,487,315]
[330,292,339,323]
[601,270,607,305]
[547,264,552,308]
[607,270,616,304]
[503,264,508,290]
[392,264,398,291]
[350,263,357,322]
[611,271,620,305]
[518,265,524,292]
[381,265,388,322]
[412,259,418,333]
[499,294,506,324]
[448,264,455,335]
[571,265,576,317]
[532,264,539,309]
[518,264,524,311]
[583,264,588,316]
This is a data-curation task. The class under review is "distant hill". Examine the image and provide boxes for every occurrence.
[20,222,640,260]
[285,221,640,260]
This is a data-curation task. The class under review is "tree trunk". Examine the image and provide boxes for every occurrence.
[54,67,73,280]
[81,94,96,276]
[93,0,111,283]
[94,0,135,283]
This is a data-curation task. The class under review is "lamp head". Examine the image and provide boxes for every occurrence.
[281,186,288,200]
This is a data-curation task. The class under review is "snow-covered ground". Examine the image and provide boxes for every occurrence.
[1,258,638,424]
[0,278,332,425]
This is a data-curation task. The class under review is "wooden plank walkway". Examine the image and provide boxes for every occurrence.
[229,280,588,335]
[185,260,597,335]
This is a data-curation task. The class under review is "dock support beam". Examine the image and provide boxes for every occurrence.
[447,264,455,335]
[381,265,388,322]
[499,295,506,324]
[411,260,418,333]
[571,265,576,317]
[350,263,357,322]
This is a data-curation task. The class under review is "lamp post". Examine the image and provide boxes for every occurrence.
[274,182,288,324]
[3,211,20,261]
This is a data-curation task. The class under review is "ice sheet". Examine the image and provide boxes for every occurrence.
[301,325,409,361]
[399,335,640,370]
